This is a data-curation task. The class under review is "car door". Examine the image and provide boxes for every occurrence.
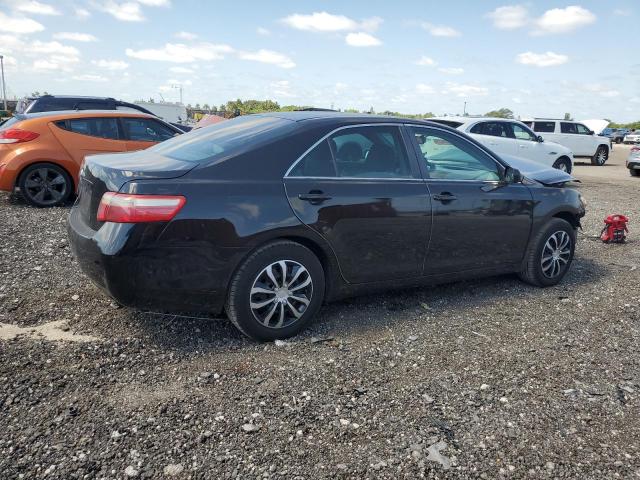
[467,121,518,157]
[121,117,179,151]
[559,122,586,155]
[284,124,432,284]
[406,125,533,274]
[575,123,598,156]
[509,122,554,167]
[50,117,127,165]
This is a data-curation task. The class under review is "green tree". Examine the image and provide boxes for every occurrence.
[484,108,514,119]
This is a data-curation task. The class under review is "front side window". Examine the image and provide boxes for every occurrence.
[575,124,592,135]
[532,121,556,133]
[330,126,412,178]
[410,126,501,181]
[122,118,176,142]
[62,117,120,140]
[511,123,537,141]
[561,122,578,134]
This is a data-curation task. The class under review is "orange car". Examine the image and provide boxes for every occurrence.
[0,110,182,207]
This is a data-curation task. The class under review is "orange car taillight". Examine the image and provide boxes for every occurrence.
[0,129,40,144]
[97,192,186,223]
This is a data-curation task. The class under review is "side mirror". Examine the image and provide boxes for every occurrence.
[537,135,544,143]
[505,167,523,184]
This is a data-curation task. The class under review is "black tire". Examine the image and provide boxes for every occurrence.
[591,146,608,166]
[630,169,640,177]
[552,157,572,174]
[615,138,622,144]
[18,163,72,207]
[225,240,325,341]
[519,218,576,287]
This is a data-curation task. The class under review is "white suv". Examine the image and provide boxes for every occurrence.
[430,117,574,173]
[522,119,611,166]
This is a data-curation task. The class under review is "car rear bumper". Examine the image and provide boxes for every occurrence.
[67,208,243,314]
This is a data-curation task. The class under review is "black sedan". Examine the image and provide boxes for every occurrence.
[68,112,586,341]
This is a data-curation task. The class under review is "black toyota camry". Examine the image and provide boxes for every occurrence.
[68,112,585,341]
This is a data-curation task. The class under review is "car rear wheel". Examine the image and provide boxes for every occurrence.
[18,163,72,207]
[519,218,575,287]
[552,157,572,174]
[630,169,640,177]
[225,240,325,341]
[591,146,608,166]
[615,138,622,144]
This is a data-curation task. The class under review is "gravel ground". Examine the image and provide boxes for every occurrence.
[1,146,639,479]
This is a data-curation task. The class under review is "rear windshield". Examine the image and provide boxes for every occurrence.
[148,115,293,162]
[430,120,463,128]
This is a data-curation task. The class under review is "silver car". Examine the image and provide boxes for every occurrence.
[627,146,640,177]
[624,130,640,144]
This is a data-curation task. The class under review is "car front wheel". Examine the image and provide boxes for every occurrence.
[225,240,325,341]
[519,218,575,287]
[630,169,640,177]
[552,157,572,174]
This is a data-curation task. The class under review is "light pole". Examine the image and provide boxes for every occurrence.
[463,101,467,116]
[171,84,183,105]
[0,55,7,111]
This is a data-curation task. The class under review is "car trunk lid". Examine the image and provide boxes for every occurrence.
[78,150,197,230]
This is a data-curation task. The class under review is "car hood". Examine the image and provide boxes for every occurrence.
[501,154,577,186]
[580,119,609,135]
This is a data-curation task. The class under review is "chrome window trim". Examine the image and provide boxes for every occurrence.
[283,123,413,179]
[284,176,425,182]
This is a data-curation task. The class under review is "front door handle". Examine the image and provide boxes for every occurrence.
[432,192,457,202]
[298,191,332,204]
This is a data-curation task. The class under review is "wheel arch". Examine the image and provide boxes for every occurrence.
[15,160,76,192]
[552,211,580,229]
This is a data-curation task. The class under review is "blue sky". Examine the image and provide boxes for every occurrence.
[1,1,639,121]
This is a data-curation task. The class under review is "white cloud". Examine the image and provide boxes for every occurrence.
[126,43,233,63]
[72,74,108,82]
[31,40,80,57]
[345,32,381,47]
[415,56,436,66]
[54,32,98,42]
[443,83,488,97]
[239,49,295,69]
[92,59,129,70]
[169,66,194,74]
[257,27,271,36]
[516,51,568,67]
[613,8,632,17]
[438,67,464,75]
[281,11,382,32]
[0,12,45,34]
[13,0,60,16]
[533,6,596,35]
[486,5,529,29]
[584,83,620,98]
[416,84,435,94]
[175,31,197,40]
[421,23,461,37]
[75,8,91,19]
[137,0,171,5]
[98,1,145,22]
[270,80,297,98]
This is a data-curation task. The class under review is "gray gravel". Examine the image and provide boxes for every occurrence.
[1,147,639,479]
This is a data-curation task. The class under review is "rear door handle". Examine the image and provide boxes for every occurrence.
[432,192,457,202]
[298,192,332,204]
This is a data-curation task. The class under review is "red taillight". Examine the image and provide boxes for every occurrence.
[0,129,40,144]
[97,192,186,223]
[631,146,640,153]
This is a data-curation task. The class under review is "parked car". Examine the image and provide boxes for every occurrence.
[602,128,629,144]
[623,130,640,144]
[17,95,191,132]
[0,110,182,207]
[68,112,585,341]
[627,146,640,177]
[521,119,611,166]
[430,117,574,173]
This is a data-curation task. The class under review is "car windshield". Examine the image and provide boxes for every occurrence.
[148,115,292,162]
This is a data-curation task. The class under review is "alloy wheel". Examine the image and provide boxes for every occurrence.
[541,231,571,278]
[249,260,313,329]
[596,149,607,165]
[23,167,68,206]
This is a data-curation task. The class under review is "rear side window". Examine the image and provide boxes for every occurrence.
[289,140,335,177]
[59,117,120,140]
[532,121,555,133]
[122,118,176,142]
[331,126,411,178]
[560,122,578,134]
[470,122,512,138]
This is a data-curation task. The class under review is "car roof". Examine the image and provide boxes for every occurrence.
[254,111,434,125]
[33,95,116,100]
[15,110,157,121]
